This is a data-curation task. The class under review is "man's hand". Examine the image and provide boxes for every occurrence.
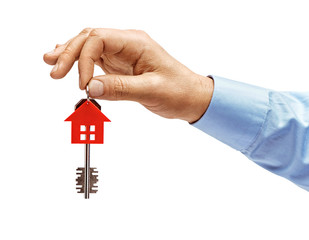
[43,28,213,123]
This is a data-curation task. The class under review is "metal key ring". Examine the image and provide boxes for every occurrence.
[86,85,90,101]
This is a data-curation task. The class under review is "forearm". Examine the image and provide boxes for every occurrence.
[192,75,309,191]
[192,75,269,151]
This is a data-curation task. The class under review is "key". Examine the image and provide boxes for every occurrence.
[76,166,99,195]
[65,88,111,199]
[74,99,100,199]
[76,144,99,198]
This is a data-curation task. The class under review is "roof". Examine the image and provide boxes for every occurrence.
[65,100,110,122]
[75,99,101,111]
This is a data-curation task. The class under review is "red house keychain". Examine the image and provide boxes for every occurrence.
[65,88,110,199]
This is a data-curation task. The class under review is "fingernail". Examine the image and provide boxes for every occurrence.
[51,63,58,74]
[89,80,104,97]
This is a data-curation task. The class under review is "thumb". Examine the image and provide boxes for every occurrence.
[88,74,155,102]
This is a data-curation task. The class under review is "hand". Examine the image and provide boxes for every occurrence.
[43,28,214,123]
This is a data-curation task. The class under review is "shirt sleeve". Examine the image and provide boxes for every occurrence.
[192,75,309,191]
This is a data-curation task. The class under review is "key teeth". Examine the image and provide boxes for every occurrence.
[76,188,83,193]
[76,167,85,193]
[90,168,99,193]
[76,167,99,194]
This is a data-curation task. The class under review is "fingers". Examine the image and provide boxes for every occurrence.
[43,28,92,79]
[43,43,67,65]
[50,29,92,79]
[88,74,156,102]
[78,28,143,89]
[78,35,103,89]
[44,28,148,87]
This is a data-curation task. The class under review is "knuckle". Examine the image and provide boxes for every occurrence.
[80,27,92,35]
[136,29,149,38]
[113,76,128,99]
[124,29,150,50]
[129,29,144,34]
[61,47,74,59]
[89,29,99,37]
[128,29,150,44]
[64,45,73,53]
[129,29,148,37]
[137,29,146,35]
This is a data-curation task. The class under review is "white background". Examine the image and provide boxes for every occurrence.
[1,0,309,239]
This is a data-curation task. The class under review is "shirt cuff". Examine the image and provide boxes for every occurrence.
[191,75,270,152]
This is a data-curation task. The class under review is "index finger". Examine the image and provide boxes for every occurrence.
[51,28,92,79]
[78,35,103,89]
[78,28,140,89]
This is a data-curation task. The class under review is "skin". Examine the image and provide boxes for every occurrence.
[43,28,214,123]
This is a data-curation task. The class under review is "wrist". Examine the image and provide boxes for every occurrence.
[187,75,214,123]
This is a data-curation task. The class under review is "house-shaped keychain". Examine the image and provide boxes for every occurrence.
[65,99,110,144]
[65,98,110,199]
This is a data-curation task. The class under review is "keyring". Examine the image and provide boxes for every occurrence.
[86,85,90,101]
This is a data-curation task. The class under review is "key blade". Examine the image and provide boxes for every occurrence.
[76,167,99,194]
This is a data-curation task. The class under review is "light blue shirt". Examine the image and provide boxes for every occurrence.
[192,75,309,191]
